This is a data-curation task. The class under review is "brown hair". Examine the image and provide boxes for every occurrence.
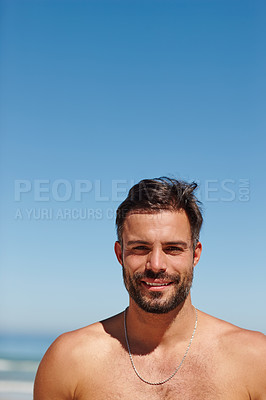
[116,177,203,248]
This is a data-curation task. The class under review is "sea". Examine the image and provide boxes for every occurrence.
[0,333,57,400]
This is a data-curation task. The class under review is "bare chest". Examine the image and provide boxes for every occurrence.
[75,351,248,400]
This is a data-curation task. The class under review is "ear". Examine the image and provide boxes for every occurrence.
[114,241,123,266]
[193,242,202,267]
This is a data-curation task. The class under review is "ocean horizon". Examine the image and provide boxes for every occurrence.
[0,333,58,400]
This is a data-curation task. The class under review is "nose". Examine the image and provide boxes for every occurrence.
[146,247,166,272]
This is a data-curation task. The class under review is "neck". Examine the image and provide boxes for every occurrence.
[125,296,196,354]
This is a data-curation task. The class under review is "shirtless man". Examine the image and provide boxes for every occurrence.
[34,177,266,400]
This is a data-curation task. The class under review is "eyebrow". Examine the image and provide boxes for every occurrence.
[164,241,188,248]
[126,240,188,248]
[126,240,150,246]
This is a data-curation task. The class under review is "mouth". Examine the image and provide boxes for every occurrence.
[141,280,173,290]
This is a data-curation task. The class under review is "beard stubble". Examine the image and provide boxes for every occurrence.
[122,265,194,314]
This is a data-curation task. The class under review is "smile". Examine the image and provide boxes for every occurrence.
[144,282,171,286]
[141,281,173,290]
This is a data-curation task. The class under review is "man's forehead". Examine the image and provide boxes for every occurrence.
[120,211,193,248]
[123,209,191,232]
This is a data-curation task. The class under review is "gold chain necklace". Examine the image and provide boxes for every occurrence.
[123,307,198,385]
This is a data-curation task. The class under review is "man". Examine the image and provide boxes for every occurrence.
[34,177,266,399]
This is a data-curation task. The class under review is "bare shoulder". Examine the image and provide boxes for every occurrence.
[198,310,266,399]
[199,310,265,355]
[34,313,123,400]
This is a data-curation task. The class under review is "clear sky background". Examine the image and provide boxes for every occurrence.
[0,0,265,336]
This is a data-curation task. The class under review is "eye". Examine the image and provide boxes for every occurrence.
[131,246,150,254]
[165,246,183,253]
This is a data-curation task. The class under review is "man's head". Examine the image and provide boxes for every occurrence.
[116,177,203,250]
[115,177,203,314]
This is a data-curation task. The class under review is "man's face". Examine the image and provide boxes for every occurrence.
[115,210,202,314]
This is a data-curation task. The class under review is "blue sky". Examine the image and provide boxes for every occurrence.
[0,0,265,335]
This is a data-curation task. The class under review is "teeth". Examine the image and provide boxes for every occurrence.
[145,282,169,286]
